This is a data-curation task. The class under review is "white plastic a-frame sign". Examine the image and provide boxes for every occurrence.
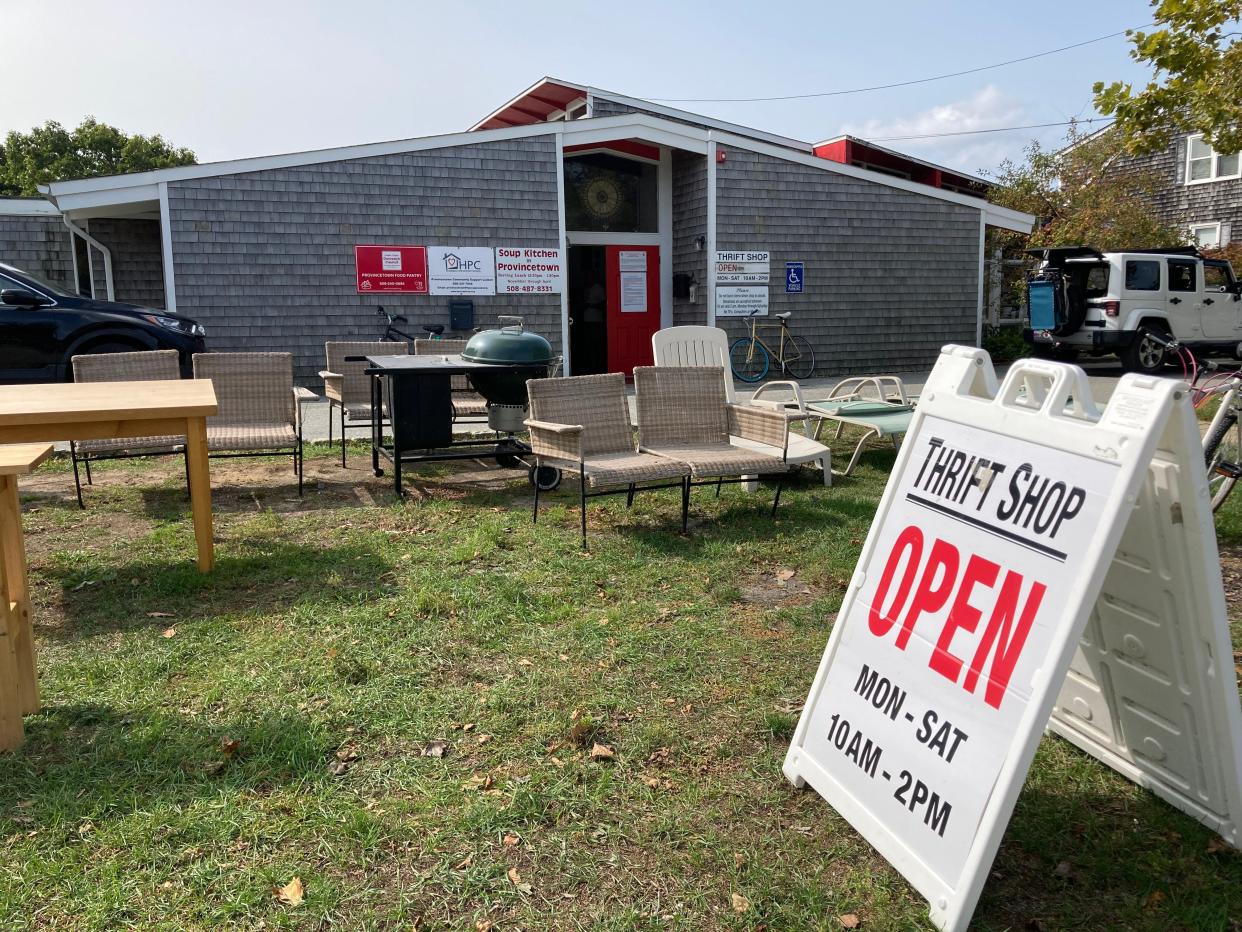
[784,345,1242,932]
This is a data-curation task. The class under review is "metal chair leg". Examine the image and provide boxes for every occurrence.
[626,484,635,508]
[183,450,191,498]
[532,475,540,524]
[681,476,690,533]
[84,456,93,486]
[771,475,784,518]
[328,403,333,444]
[579,473,588,549]
[340,405,348,468]
[715,476,723,498]
[71,443,85,510]
[297,436,304,496]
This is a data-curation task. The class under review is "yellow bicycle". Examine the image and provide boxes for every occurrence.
[729,310,816,382]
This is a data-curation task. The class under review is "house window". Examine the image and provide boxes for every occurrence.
[1186,135,1241,184]
[1191,222,1222,248]
[1125,260,1160,291]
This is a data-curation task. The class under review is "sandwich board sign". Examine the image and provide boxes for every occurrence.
[785,345,1242,932]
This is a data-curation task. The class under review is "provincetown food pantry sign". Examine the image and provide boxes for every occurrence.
[786,346,1242,932]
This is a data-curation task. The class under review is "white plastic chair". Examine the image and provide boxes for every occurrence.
[651,326,831,487]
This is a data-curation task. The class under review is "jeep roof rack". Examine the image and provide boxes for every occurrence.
[1120,246,1203,257]
[1023,246,1105,260]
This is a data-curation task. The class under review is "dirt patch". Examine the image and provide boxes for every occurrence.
[1220,545,1242,625]
[738,568,819,607]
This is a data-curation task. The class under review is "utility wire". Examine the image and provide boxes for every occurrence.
[871,117,1113,142]
[648,26,1149,103]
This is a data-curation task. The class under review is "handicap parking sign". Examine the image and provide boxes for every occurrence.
[785,261,804,294]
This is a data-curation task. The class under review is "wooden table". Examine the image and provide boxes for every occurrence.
[0,380,219,572]
[0,443,53,750]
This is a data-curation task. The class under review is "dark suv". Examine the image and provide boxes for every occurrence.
[0,262,206,382]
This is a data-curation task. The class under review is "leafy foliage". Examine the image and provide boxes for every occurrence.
[1094,0,1242,155]
[988,125,1184,252]
[0,118,195,196]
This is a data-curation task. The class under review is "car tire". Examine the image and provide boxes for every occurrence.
[64,341,144,380]
[1120,326,1169,375]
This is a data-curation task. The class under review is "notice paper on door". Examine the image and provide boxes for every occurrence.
[620,271,647,312]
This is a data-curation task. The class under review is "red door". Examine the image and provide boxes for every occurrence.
[605,245,660,376]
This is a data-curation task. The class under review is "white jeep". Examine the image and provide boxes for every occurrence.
[1024,246,1242,373]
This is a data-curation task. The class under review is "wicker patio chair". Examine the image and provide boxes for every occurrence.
[525,372,691,547]
[193,352,316,495]
[69,349,187,509]
[413,338,489,424]
[633,366,790,516]
[321,341,407,467]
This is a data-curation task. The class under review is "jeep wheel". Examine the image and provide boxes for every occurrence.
[1120,328,1168,375]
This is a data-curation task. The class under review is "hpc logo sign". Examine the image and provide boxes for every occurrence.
[427,246,496,296]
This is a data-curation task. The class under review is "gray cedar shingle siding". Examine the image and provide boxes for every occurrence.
[1114,135,1239,243]
[167,136,561,382]
[671,151,707,327]
[86,218,166,309]
[0,212,74,291]
[714,148,980,375]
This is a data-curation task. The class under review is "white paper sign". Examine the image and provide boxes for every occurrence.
[715,285,769,317]
[620,271,647,313]
[427,246,495,295]
[381,250,402,271]
[715,250,770,285]
[619,250,647,273]
[495,247,563,295]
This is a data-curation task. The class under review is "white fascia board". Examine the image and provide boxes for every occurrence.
[49,183,162,214]
[44,123,562,200]
[561,113,709,154]
[0,198,60,216]
[713,130,1036,230]
[468,76,589,131]
[587,86,813,153]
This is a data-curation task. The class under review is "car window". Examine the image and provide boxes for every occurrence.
[1125,260,1160,291]
[1085,265,1109,297]
[1167,260,1197,292]
[1205,263,1232,291]
[0,266,70,298]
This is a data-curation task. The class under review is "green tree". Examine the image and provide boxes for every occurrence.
[0,118,195,196]
[1094,0,1242,154]
[988,125,1183,251]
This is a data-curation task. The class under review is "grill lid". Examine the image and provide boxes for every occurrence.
[462,316,554,365]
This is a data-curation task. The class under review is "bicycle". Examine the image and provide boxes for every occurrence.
[729,309,815,382]
[377,305,444,347]
[1193,359,1242,513]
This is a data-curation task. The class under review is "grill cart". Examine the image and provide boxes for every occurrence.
[356,319,561,495]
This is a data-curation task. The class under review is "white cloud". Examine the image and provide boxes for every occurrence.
[839,86,1041,177]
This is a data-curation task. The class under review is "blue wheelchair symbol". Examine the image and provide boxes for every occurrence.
[785,262,804,294]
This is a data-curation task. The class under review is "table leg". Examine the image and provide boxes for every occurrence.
[0,475,37,715]
[0,562,23,751]
[185,416,215,572]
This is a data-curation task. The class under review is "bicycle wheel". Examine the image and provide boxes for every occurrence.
[781,334,816,380]
[1204,410,1241,512]
[730,338,770,382]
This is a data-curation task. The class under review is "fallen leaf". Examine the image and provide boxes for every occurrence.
[421,740,451,758]
[1052,861,1072,879]
[462,723,476,732]
[508,867,522,885]
[503,832,521,847]
[335,747,359,763]
[161,627,177,639]
[455,855,473,870]
[273,876,305,907]
[1208,836,1231,855]
[732,892,750,913]
[776,568,796,581]
[203,760,226,776]
[1143,890,1166,911]
[734,852,746,867]
[569,720,591,745]
[475,921,493,932]
[517,658,533,667]
[839,913,861,929]
[219,737,240,758]
[329,761,350,776]
[476,734,493,745]
[590,743,615,761]
[463,774,494,791]
[147,611,176,618]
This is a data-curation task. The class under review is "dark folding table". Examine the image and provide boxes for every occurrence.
[353,353,552,496]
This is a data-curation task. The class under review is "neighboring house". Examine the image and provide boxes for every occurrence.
[1105,130,1241,248]
[0,77,1033,382]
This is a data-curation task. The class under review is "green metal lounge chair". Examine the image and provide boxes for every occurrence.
[807,399,915,476]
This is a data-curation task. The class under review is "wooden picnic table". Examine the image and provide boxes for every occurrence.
[0,443,53,750]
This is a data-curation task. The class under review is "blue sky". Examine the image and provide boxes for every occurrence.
[4,0,1157,178]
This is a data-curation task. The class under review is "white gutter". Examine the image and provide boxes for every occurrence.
[62,217,114,301]
[706,132,718,327]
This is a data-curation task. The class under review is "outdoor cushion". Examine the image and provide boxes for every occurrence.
[452,396,489,418]
[205,423,297,451]
[643,443,787,479]
[573,451,690,489]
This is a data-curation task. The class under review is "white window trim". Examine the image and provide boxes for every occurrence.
[1185,134,1241,186]
[1191,221,1222,248]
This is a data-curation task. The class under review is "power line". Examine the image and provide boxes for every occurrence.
[871,117,1113,142]
[648,27,1148,104]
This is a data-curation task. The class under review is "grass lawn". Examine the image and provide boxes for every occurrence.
[2,437,1242,931]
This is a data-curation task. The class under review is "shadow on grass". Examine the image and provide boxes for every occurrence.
[0,703,332,831]
[39,538,395,641]
[976,775,1242,930]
